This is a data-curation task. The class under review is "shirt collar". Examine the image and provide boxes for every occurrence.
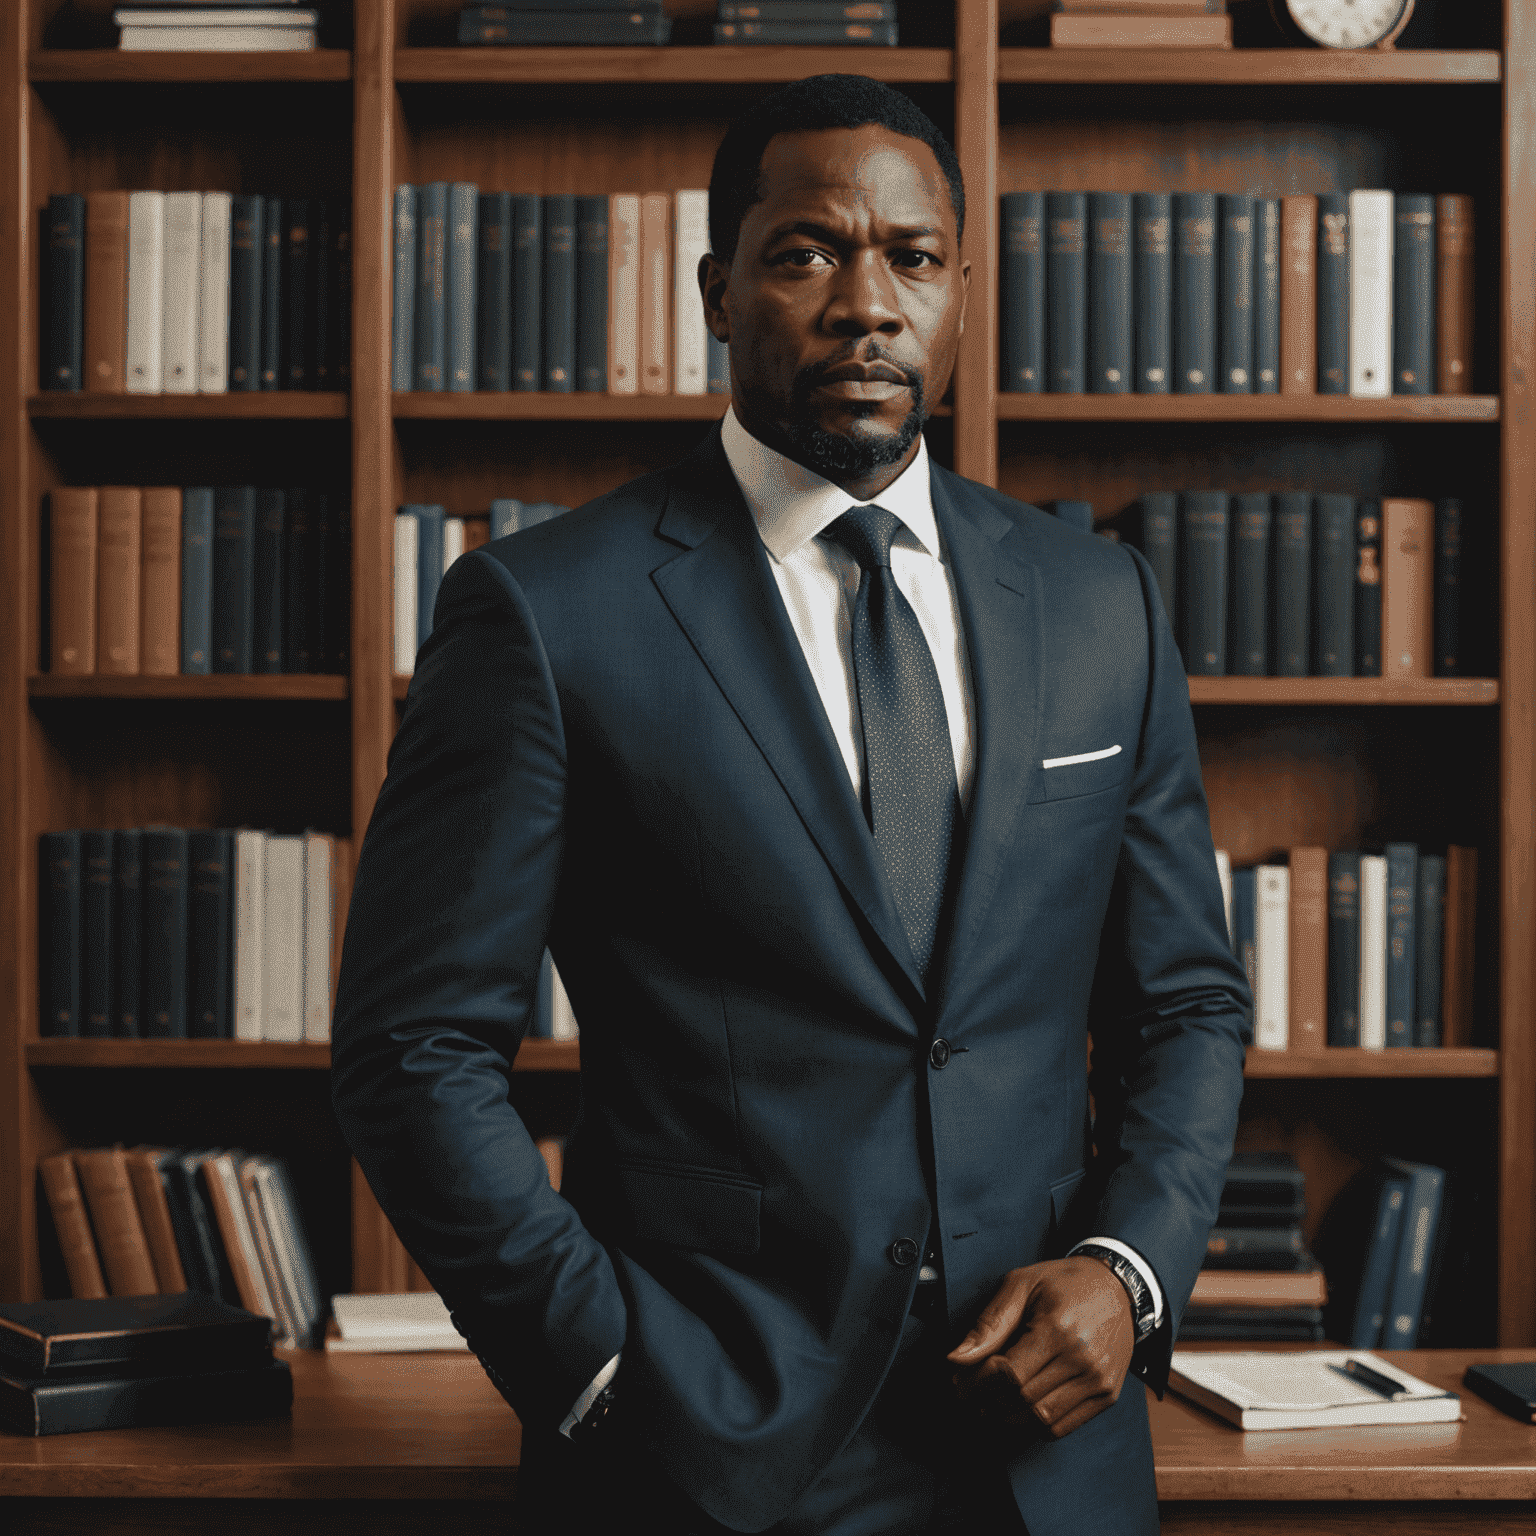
[719,405,938,564]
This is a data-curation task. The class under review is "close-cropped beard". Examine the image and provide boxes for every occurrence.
[784,352,927,482]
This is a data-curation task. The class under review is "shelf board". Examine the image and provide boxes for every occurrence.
[998,47,1500,87]
[997,393,1499,423]
[26,1037,582,1071]
[1188,676,1498,706]
[28,674,348,701]
[1245,1047,1498,1078]
[394,46,953,85]
[28,49,352,83]
[393,391,731,421]
[28,392,348,419]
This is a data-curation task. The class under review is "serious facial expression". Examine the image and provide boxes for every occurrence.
[703,123,969,490]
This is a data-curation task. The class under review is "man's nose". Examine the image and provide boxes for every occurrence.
[824,251,905,336]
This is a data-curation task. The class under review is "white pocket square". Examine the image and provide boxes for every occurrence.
[1042,744,1122,770]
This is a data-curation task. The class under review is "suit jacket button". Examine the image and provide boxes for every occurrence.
[929,1038,951,1069]
[890,1238,920,1267]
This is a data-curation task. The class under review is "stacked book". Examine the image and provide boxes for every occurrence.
[458,0,673,45]
[1213,843,1477,1054]
[44,192,349,395]
[38,827,349,1043]
[1,1292,292,1437]
[1000,191,1474,397]
[45,485,349,678]
[1181,1153,1325,1342]
[114,0,318,51]
[35,1145,322,1349]
[391,185,729,395]
[714,1,898,46]
[1050,0,1231,50]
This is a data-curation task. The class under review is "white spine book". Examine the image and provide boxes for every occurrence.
[550,959,579,1041]
[672,190,710,396]
[1253,864,1290,1049]
[443,516,465,572]
[609,194,640,394]
[1359,853,1389,1048]
[198,190,231,393]
[118,25,317,49]
[160,191,202,394]
[302,831,334,1044]
[263,834,305,1043]
[233,828,267,1041]
[1214,849,1233,950]
[125,191,166,393]
[394,513,419,675]
[1348,189,1393,398]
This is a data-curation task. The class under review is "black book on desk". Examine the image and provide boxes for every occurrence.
[1465,1362,1536,1424]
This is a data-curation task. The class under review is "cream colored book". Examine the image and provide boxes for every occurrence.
[327,1291,470,1353]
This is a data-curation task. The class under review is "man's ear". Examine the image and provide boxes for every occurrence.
[958,256,971,337]
[699,251,730,342]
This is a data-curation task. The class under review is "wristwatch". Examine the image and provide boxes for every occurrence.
[568,1381,618,1443]
[1075,1243,1158,1343]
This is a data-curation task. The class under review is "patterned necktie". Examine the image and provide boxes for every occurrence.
[822,505,959,981]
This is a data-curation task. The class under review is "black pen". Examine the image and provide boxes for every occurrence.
[1331,1357,1413,1401]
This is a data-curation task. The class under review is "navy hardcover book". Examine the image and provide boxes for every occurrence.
[511,194,543,391]
[404,504,446,649]
[39,831,81,1038]
[1317,193,1350,394]
[1349,1173,1409,1347]
[229,195,264,391]
[141,827,190,1039]
[1393,192,1436,394]
[1000,191,1044,392]
[1045,192,1087,393]
[212,486,256,674]
[1232,866,1257,987]
[1132,192,1171,393]
[1313,492,1356,677]
[1355,500,1383,675]
[45,193,84,392]
[1179,489,1228,675]
[542,194,577,392]
[1434,497,1462,676]
[1217,193,1254,392]
[187,829,233,1040]
[413,181,448,391]
[576,194,610,393]
[1227,491,1270,676]
[113,827,142,1038]
[1088,192,1131,394]
[1254,198,1280,392]
[1380,1157,1445,1347]
[1327,850,1362,1046]
[283,199,311,389]
[284,487,314,674]
[478,192,512,392]
[1416,854,1445,1047]
[180,487,214,675]
[79,829,115,1039]
[1271,490,1312,677]
[252,488,286,674]
[1384,842,1419,1048]
[1139,491,1178,630]
[391,184,416,392]
[446,181,478,392]
[260,195,283,390]
[1173,191,1216,393]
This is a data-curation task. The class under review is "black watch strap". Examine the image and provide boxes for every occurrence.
[1075,1243,1158,1342]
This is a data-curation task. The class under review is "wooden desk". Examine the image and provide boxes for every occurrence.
[0,1348,1532,1533]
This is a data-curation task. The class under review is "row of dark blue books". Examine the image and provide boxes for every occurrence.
[451,0,896,47]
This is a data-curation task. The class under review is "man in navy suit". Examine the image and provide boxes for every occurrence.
[331,75,1250,1535]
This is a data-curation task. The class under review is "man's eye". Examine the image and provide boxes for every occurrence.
[894,249,938,269]
[778,248,833,268]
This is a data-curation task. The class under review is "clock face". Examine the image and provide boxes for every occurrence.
[1286,0,1411,48]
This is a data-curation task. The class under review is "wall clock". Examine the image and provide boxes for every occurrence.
[1268,0,1416,49]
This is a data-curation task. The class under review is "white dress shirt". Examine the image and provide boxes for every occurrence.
[559,410,1162,1435]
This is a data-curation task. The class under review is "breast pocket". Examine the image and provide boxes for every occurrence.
[615,1161,762,1256]
[1032,742,1131,803]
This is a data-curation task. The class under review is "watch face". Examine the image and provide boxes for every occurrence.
[1285,0,1410,48]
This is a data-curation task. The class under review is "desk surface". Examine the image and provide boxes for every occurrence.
[1,1348,1533,1502]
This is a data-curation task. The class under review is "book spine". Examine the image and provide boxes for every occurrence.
[188,829,233,1039]
[393,512,418,675]
[609,193,640,394]
[1000,191,1045,392]
[1227,491,1270,676]
[1312,492,1355,677]
[1139,491,1178,630]
[1172,191,1215,393]
[712,18,895,40]
[38,1150,106,1296]
[49,486,98,674]
[477,192,512,391]
[1381,497,1433,678]
[252,488,285,673]
[1358,853,1388,1049]
[328,203,351,389]
[577,194,612,393]
[198,191,231,393]
[96,486,142,675]
[1435,194,1473,394]
[1046,192,1087,393]
[1416,854,1446,1047]
[414,183,447,391]
[409,504,446,649]
[1279,194,1316,394]
[1393,193,1435,394]
[160,191,202,395]
[123,1150,189,1293]
[1349,1177,1407,1347]
[212,485,256,674]
[45,193,85,391]
[1131,192,1171,393]
[142,826,190,1039]
[180,487,214,674]
[263,836,305,1043]
[234,829,267,1042]
[228,195,263,391]
[1348,189,1393,397]
[283,198,311,389]
[126,191,165,393]
[672,190,708,396]
[444,516,464,569]
[326,497,349,674]
[1217,193,1254,392]
[717,1,897,16]
[260,195,283,389]
[1271,491,1312,677]
[542,194,576,392]
[114,827,142,1037]
[1442,844,1477,1047]
[446,182,478,392]
[39,832,82,1038]
[80,829,115,1039]
[1434,497,1462,676]
[708,331,730,394]
[1088,191,1131,394]
[511,194,542,391]
[1254,864,1290,1049]
[1354,500,1382,676]
[1383,1163,1444,1347]
[639,192,671,394]
[200,1153,278,1322]
[1253,197,1280,392]
[284,487,312,673]
[309,201,332,390]
[391,184,416,391]
[1327,850,1361,1047]
[84,191,130,393]
[1384,841,1418,1047]
[1316,193,1350,395]
[1232,867,1257,997]
[74,1149,160,1297]
[303,833,334,1044]
[1179,490,1228,675]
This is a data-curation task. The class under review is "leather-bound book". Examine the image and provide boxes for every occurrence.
[180,486,214,674]
[84,191,130,393]
[283,198,312,389]
[1441,844,1477,1047]
[212,485,256,673]
[187,829,233,1040]
[1132,192,1171,392]
[1327,850,1361,1047]
[198,1150,279,1331]
[1415,855,1445,1048]
[1312,492,1355,677]
[122,1148,189,1293]
[1279,194,1315,394]
[1384,842,1419,1047]
[96,486,142,675]
[1046,191,1087,392]
[37,1151,106,1298]
[113,827,142,1037]
[74,1148,160,1297]
[1088,191,1131,393]
[608,193,640,394]
[639,192,671,395]
[229,194,263,391]
[1253,198,1280,392]
[141,826,190,1038]
[252,488,285,673]
[1354,500,1382,675]
[1435,195,1473,394]
[1393,194,1435,394]
[1138,491,1178,629]
[577,193,611,393]
[1001,191,1045,392]
[477,191,512,392]
[260,195,282,390]
[1270,491,1312,677]
[139,487,180,676]
[79,829,115,1039]
[1050,13,1231,44]
[49,486,99,674]
[446,183,478,393]
[511,193,542,391]
[1178,490,1228,675]
[45,194,85,392]
[1316,193,1349,394]
[1380,497,1433,678]
[1227,491,1270,676]
[1434,497,1462,676]
[1217,193,1254,392]
[40,832,83,1038]
[1172,192,1215,393]
[390,185,415,392]
[542,193,576,392]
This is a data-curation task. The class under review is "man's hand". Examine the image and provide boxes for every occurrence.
[946,1255,1135,1440]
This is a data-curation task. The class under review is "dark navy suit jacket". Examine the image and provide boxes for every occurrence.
[330,427,1251,1534]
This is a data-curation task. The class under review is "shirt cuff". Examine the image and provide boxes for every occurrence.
[558,1352,621,1440]
[1069,1236,1165,1326]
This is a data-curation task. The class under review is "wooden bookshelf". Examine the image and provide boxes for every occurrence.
[2,0,1532,1357]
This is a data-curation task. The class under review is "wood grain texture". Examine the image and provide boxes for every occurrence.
[952,0,996,485]
[1187,679,1498,706]
[999,49,1501,86]
[28,51,353,83]
[393,390,729,420]
[997,395,1499,421]
[1242,1047,1499,1079]
[28,392,348,418]
[23,1037,578,1070]
[28,674,348,699]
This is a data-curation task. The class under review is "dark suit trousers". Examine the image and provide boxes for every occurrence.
[514,1289,1029,1535]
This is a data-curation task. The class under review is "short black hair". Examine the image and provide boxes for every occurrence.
[708,74,965,264]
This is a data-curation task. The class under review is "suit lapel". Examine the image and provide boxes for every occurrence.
[930,468,1045,1005]
[651,431,926,1005]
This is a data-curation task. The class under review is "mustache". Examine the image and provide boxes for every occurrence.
[793,346,924,398]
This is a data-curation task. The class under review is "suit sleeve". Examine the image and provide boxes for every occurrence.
[1081,540,1252,1395]
[330,548,628,1430]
